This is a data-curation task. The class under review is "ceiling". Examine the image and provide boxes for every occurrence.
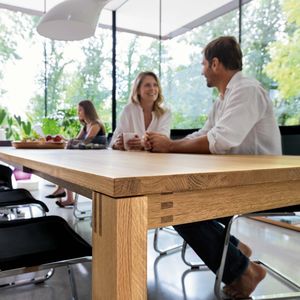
[0,0,252,39]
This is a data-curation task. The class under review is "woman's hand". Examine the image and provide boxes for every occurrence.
[112,134,125,150]
[66,139,74,148]
[126,135,143,151]
[143,132,152,151]
[66,138,81,149]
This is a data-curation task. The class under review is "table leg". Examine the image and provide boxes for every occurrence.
[92,192,148,299]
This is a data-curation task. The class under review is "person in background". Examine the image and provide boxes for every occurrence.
[147,36,281,298]
[46,99,106,207]
[110,71,171,151]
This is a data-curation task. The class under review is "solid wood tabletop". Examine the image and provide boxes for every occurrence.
[0,147,300,197]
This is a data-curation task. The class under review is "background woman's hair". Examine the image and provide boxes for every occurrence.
[204,36,243,71]
[129,71,166,117]
[78,99,100,124]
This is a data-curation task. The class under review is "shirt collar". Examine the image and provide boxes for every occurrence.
[226,71,243,90]
[219,71,242,100]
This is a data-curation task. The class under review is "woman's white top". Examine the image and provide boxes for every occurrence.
[110,102,171,146]
[186,72,282,155]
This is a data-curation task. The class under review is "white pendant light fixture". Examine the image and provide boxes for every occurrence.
[37,0,111,41]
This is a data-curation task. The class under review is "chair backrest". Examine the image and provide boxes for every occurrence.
[279,125,300,155]
[0,165,13,189]
[107,132,113,144]
[0,188,49,212]
[170,129,199,140]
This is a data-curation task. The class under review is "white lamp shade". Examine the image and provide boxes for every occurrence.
[37,0,109,41]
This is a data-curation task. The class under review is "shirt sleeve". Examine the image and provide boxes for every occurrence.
[110,107,130,146]
[185,108,215,139]
[207,85,267,154]
[157,109,172,137]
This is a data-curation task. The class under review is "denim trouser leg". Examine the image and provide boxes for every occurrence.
[173,220,249,284]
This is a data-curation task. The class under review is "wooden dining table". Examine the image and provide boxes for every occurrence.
[0,147,300,299]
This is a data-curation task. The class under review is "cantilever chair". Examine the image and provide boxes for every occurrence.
[0,164,48,219]
[214,206,300,300]
[214,125,300,300]
[0,188,49,220]
[0,215,92,299]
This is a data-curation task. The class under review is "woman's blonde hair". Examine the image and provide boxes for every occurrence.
[129,71,166,117]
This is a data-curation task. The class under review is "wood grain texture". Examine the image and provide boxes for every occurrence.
[92,193,148,300]
[147,180,300,228]
[1,147,300,300]
[1,148,300,198]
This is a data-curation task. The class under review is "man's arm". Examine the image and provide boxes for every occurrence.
[147,132,210,154]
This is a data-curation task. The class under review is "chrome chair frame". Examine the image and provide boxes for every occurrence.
[0,257,92,299]
[181,241,209,270]
[0,203,46,220]
[214,213,300,300]
[153,227,183,255]
[0,216,92,300]
[73,193,92,221]
[153,226,208,270]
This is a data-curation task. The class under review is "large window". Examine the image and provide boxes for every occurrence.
[242,0,300,125]
[161,8,239,129]
[0,10,113,138]
[115,32,160,119]
[0,0,299,141]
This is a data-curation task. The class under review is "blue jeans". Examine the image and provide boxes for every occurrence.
[174,219,249,284]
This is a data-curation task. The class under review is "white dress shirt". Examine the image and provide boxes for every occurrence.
[110,102,171,146]
[186,72,282,155]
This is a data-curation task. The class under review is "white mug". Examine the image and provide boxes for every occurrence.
[0,128,6,140]
[123,132,138,150]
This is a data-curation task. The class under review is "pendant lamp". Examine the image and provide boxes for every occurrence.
[37,0,111,41]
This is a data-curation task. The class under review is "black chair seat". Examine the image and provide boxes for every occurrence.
[0,215,92,271]
[0,188,49,212]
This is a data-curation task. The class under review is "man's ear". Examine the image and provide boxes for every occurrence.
[211,57,220,71]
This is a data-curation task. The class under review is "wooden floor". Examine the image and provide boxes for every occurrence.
[0,178,299,300]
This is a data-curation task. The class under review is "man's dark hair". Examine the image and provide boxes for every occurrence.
[204,36,243,71]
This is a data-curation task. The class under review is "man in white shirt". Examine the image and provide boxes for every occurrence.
[147,36,281,298]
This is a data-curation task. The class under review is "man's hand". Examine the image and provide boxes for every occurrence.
[147,132,173,153]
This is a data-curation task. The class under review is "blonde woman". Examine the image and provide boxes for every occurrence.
[111,71,171,150]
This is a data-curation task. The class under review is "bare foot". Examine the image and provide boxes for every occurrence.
[238,241,252,258]
[223,261,266,298]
